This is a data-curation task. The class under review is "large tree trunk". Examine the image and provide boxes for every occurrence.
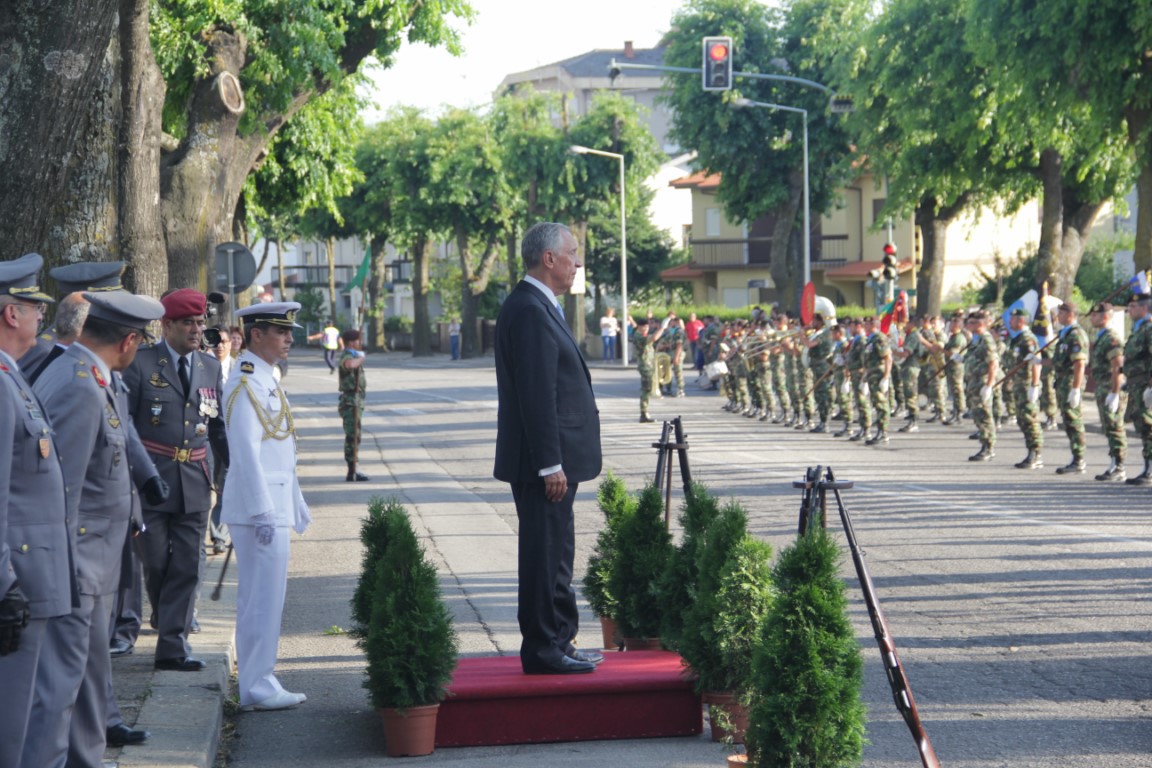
[565,220,588,347]
[368,235,387,352]
[456,228,480,359]
[914,193,969,316]
[1034,147,1066,296]
[768,173,803,309]
[412,235,433,357]
[1059,198,1108,297]
[0,0,120,258]
[1129,103,1152,272]
[326,237,338,321]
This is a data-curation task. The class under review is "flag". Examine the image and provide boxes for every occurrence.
[879,291,907,335]
[1130,270,1151,296]
[350,247,371,291]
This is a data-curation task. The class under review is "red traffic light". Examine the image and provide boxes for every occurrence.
[883,243,897,256]
[708,43,729,61]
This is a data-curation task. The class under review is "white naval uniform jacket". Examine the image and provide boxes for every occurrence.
[220,352,309,531]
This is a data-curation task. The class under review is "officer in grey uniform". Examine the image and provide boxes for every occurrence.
[23,290,164,768]
[0,254,72,768]
[122,288,226,672]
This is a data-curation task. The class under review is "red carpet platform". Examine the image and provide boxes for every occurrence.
[436,651,702,747]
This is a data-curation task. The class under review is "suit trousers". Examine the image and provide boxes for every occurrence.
[140,507,209,660]
[512,482,579,672]
[232,523,291,706]
[21,593,111,768]
[0,617,47,768]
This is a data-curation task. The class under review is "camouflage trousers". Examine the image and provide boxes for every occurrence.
[338,399,363,463]
[1039,365,1058,422]
[902,364,921,417]
[945,365,966,415]
[1054,382,1086,460]
[1012,386,1043,452]
[966,382,996,447]
[640,370,653,416]
[853,376,871,430]
[867,376,890,432]
[770,357,791,414]
[922,367,946,415]
[1124,387,1152,460]
[812,367,833,422]
[797,367,816,419]
[833,370,854,423]
[670,360,684,395]
[1094,389,1127,461]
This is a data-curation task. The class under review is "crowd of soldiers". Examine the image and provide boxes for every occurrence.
[632,295,1152,485]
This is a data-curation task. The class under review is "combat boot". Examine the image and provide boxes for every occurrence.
[897,415,919,433]
[794,417,810,430]
[1095,458,1125,482]
[783,413,796,427]
[1124,459,1152,486]
[968,443,995,461]
[1014,450,1043,469]
[771,412,786,424]
[1055,458,1086,475]
[865,430,889,446]
[758,412,770,422]
[925,410,940,424]
[640,414,655,423]
[809,422,827,434]
[969,431,981,440]
[847,428,866,442]
[832,422,851,438]
[346,462,369,482]
[745,408,759,418]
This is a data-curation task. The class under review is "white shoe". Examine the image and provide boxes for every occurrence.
[242,690,306,711]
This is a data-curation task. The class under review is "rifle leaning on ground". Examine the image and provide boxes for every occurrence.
[826,468,941,768]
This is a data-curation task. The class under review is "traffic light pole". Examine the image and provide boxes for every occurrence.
[608,60,833,94]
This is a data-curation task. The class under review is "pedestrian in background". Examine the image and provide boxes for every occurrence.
[308,321,341,373]
[338,329,369,482]
[599,307,618,362]
[449,317,461,360]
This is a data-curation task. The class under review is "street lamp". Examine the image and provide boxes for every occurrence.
[569,144,629,365]
[732,97,811,286]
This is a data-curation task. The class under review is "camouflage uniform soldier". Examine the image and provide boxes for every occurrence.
[635,317,663,422]
[1087,302,1127,480]
[942,312,969,425]
[995,325,1012,426]
[861,316,892,445]
[768,317,792,423]
[896,319,925,432]
[1038,332,1059,430]
[699,316,722,391]
[802,314,834,432]
[1122,293,1152,485]
[658,315,686,397]
[921,317,947,422]
[830,324,854,436]
[1050,303,1089,474]
[965,311,999,460]
[729,329,750,415]
[337,329,369,481]
[1007,308,1044,468]
[846,318,872,441]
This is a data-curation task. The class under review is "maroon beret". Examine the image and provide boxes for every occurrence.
[161,288,207,319]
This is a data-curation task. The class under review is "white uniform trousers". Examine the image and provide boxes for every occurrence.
[232,523,291,707]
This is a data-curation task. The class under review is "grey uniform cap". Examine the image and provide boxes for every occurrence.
[49,261,125,296]
[0,253,54,303]
[83,291,164,328]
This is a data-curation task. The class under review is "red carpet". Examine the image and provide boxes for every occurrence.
[436,651,702,747]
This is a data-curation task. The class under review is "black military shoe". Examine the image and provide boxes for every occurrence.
[1055,459,1085,475]
[969,444,995,461]
[897,417,918,433]
[969,431,981,440]
[771,413,786,424]
[1014,450,1043,469]
[1125,460,1152,486]
[758,412,769,421]
[925,411,940,424]
[639,415,655,423]
[809,422,827,434]
[832,424,850,437]
[865,431,889,446]
[847,429,866,442]
[794,419,810,430]
[1095,462,1126,482]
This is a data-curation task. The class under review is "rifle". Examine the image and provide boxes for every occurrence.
[826,468,941,768]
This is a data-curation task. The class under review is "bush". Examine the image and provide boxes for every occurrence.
[658,483,723,649]
[609,484,674,640]
[746,529,865,768]
[359,501,458,711]
[350,497,397,638]
[582,473,635,620]
[384,314,413,333]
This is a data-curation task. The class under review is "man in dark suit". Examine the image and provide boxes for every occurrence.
[494,222,604,675]
[122,288,226,672]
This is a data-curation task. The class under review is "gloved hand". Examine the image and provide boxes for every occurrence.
[254,514,275,546]
[348,349,366,358]
[833,353,845,366]
[980,385,993,404]
[1144,386,1152,411]
[0,585,30,656]
[293,504,312,535]
[840,378,851,395]
[1023,352,1035,362]
[1067,388,1081,408]
[661,317,670,330]
[141,476,169,507]
[879,377,890,394]
[1106,392,1120,414]
[1027,385,1040,404]
[861,382,870,398]
[950,353,963,363]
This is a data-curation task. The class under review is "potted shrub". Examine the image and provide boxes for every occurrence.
[678,502,774,743]
[657,483,722,651]
[609,484,674,649]
[583,472,635,649]
[350,496,395,639]
[745,528,865,767]
[358,499,458,757]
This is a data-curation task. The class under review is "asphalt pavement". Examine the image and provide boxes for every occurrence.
[108,347,1152,767]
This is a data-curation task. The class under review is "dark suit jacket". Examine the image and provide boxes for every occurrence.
[493,280,601,485]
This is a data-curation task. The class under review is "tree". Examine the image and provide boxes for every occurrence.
[0,0,471,298]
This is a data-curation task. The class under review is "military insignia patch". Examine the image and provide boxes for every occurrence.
[149,371,170,388]
[240,361,255,374]
[91,366,108,387]
[39,437,50,459]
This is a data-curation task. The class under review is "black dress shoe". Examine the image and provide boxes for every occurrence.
[345,471,369,482]
[523,655,595,675]
[155,656,206,672]
[567,649,605,665]
[107,723,150,747]
[110,639,134,657]
[190,617,201,634]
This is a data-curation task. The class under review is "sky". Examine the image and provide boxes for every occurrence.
[360,0,688,121]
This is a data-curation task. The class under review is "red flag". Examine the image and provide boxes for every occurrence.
[800,282,816,325]
[880,291,907,335]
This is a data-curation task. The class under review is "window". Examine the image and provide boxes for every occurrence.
[705,207,721,237]
[872,199,887,226]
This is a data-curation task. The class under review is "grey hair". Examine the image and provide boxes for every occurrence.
[521,222,572,271]
[55,296,90,339]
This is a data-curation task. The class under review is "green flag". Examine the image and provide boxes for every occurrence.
[350,246,371,291]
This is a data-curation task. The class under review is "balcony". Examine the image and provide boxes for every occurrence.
[689,233,854,270]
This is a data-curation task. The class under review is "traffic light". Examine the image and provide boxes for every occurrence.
[702,37,733,91]
[881,243,899,280]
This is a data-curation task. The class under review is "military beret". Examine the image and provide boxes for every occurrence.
[83,291,164,328]
[161,288,207,319]
[1010,307,1030,318]
[1056,302,1077,314]
[0,253,53,303]
[235,301,302,328]
[49,261,124,296]
[1129,293,1151,304]
[1090,301,1113,314]
[635,316,650,326]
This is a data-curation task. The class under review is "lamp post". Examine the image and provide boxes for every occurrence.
[569,144,629,365]
[732,97,811,287]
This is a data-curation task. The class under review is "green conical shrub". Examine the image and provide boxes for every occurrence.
[350,496,399,637]
[582,472,635,620]
[746,529,865,768]
[609,483,674,639]
[658,483,723,649]
[360,502,458,711]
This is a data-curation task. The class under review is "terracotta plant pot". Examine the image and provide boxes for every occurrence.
[378,703,439,757]
[726,753,749,767]
[599,615,622,650]
[703,691,749,745]
[622,636,663,651]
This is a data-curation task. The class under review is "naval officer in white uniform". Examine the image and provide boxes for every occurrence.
[221,302,311,711]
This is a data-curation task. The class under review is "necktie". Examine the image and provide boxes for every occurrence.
[178,356,190,395]
[555,302,565,320]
